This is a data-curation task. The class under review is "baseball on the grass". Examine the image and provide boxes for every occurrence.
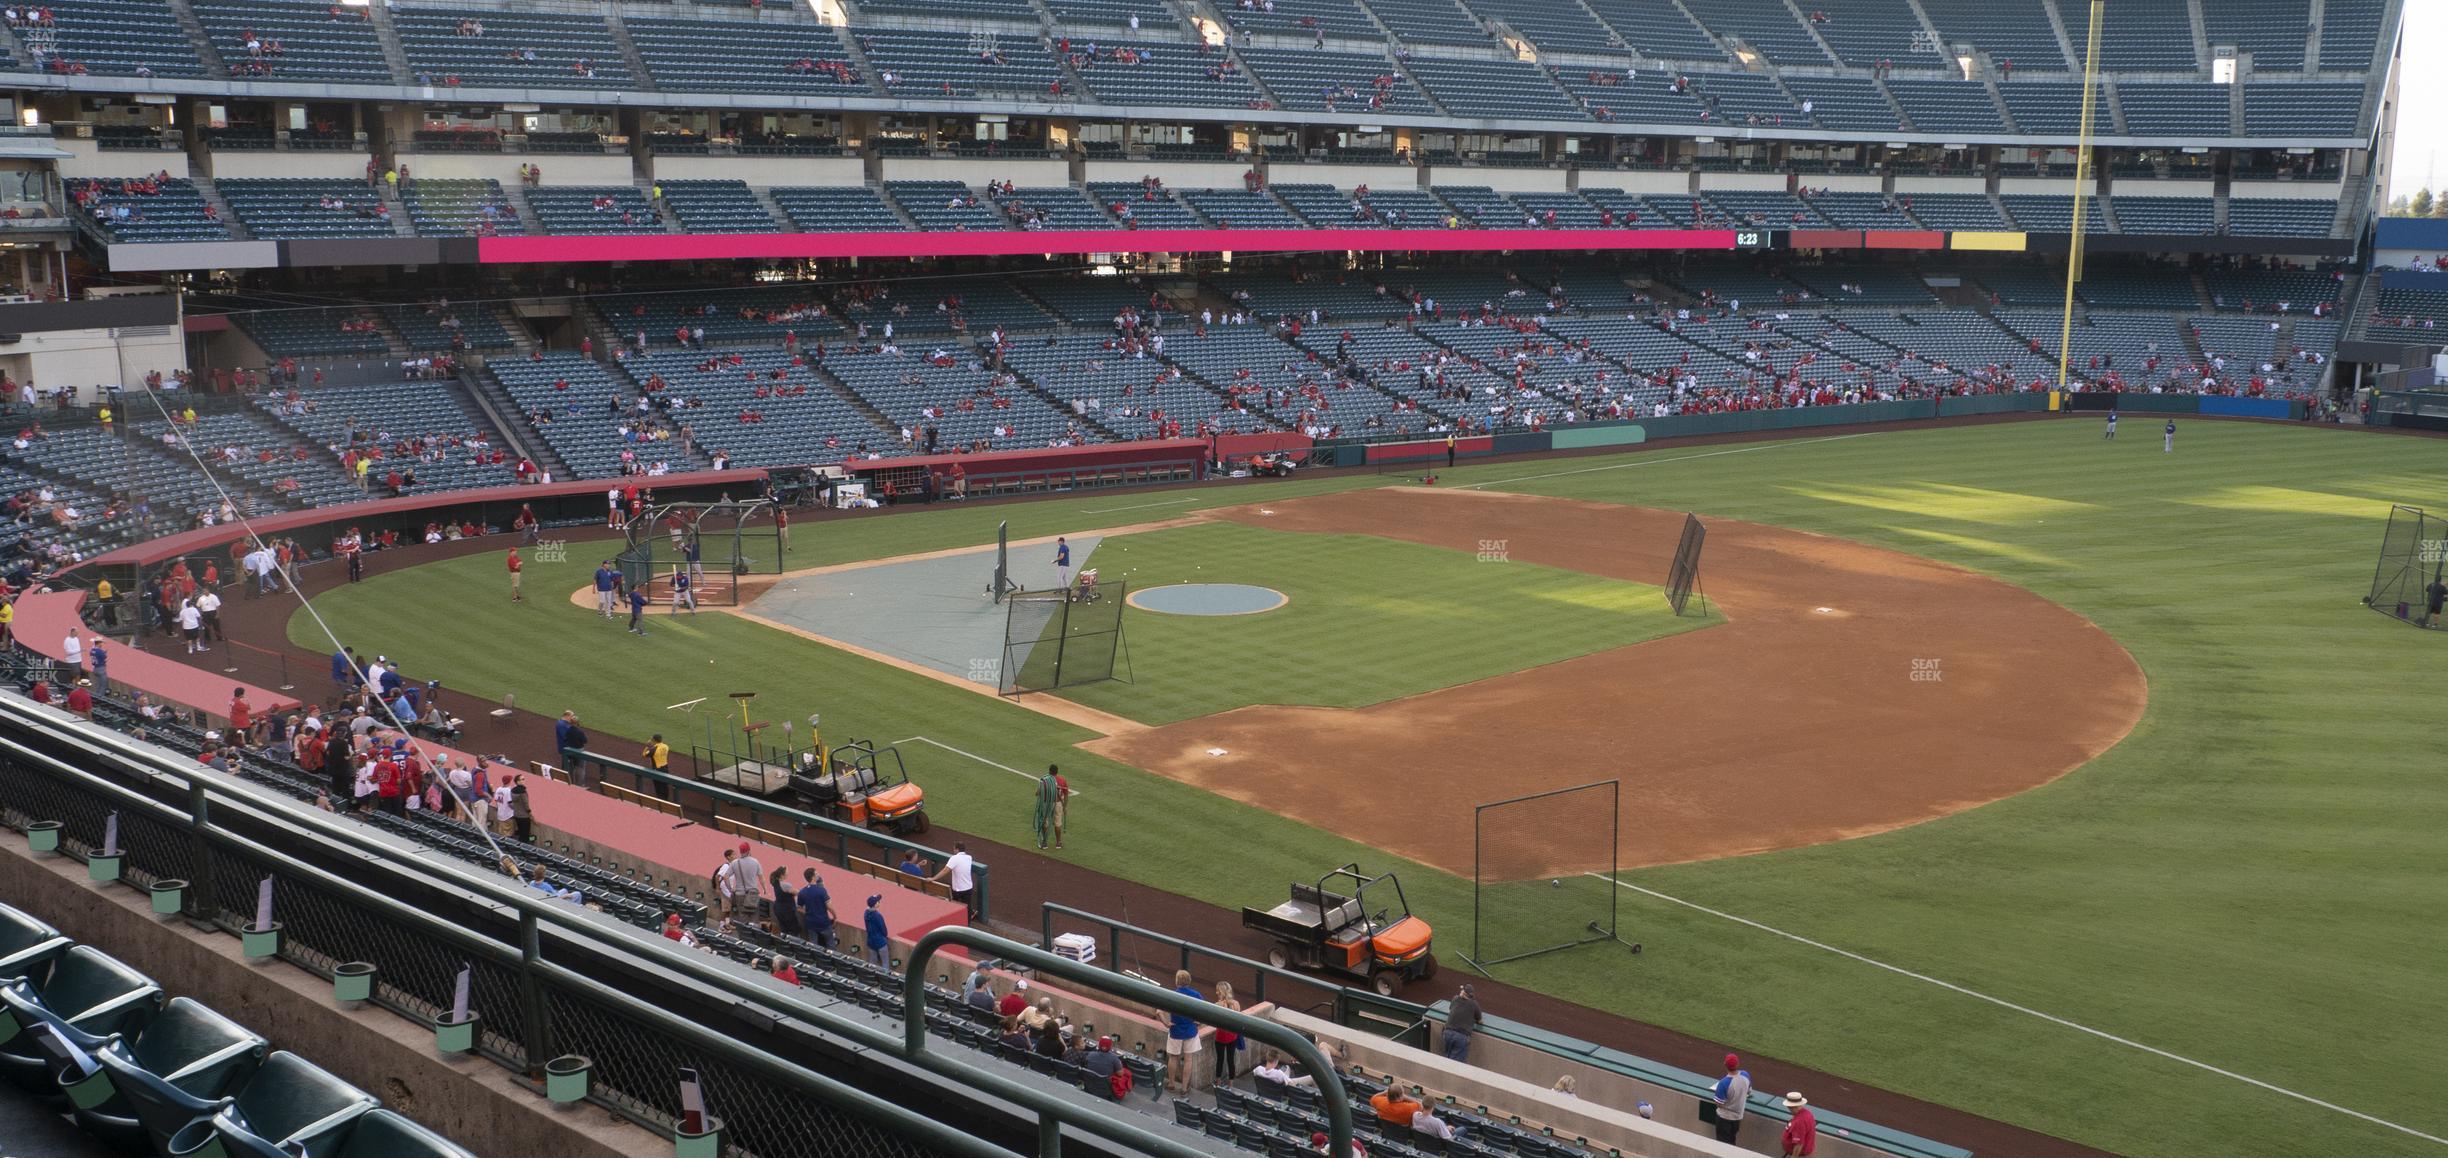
[1550,878,1561,887]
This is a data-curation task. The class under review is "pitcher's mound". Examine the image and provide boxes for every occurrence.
[1126,583,1289,616]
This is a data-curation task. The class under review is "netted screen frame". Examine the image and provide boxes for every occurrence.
[2365,505,2446,628]
[615,499,784,608]
[1465,780,1626,972]
[999,583,1127,694]
[1665,513,1707,617]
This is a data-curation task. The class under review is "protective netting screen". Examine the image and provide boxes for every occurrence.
[1469,780,1622,969]
[616,502,783,607]
[1665,513,1707,616]
[2365,505,2446,627]
[999,583,1126,694]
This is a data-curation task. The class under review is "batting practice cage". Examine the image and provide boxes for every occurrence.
[1665,514,1708,616]
[615,498,785,606]
[999,583,1129,694]
[2363,504,2446,628]
[1463,780,1633,973]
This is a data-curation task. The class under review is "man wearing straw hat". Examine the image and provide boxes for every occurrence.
[1780,1092,1817,1156]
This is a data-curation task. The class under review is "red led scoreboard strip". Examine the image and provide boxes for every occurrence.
[475,226,1771,264]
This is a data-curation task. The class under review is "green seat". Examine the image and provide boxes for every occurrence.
[330,1109,481,1157]
[0,901,71,987]
[0,946,163,1096]
[208,1050,377,1158]
[84,996,268,1152]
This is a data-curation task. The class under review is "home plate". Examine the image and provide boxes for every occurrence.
[1206,747,1229,757]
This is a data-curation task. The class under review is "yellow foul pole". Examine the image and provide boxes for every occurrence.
[2057,0,2105,391]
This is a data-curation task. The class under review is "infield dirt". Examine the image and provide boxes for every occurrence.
[1083,486,2147,871]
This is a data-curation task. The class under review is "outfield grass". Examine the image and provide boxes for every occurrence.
[1059,520,1711,724]
[294,420,2448,1158]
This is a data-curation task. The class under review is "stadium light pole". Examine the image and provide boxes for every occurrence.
[2057,0,2106,392]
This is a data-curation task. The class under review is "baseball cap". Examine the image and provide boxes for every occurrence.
[1724,1053,1740,1070]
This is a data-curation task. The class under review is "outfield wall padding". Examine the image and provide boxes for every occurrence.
[1550,425,1651,450]
[1937,394,2052,417]
[2198,396,2302,420]
[1639,399,1937,439]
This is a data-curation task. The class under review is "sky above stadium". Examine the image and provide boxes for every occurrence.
[2390,3,2444,197]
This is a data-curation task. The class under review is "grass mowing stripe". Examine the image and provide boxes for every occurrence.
[1450,431,1882,491]
[1588,873,2448,1149]
[1055,520,1713,725]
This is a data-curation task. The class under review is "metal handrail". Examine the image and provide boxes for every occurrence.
[905,925,1358,1158]
[0,722,1015,1155]
[0,695,1196,1158]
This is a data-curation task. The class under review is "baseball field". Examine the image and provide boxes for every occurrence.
[292,417,2448,1158]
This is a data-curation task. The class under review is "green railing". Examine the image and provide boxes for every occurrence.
[0,697,1230,1157]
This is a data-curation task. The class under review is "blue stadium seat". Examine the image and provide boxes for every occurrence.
[1803,0,1931,68]
[0,902,71,984]
[1239,47,1434,116]
[628,15,870,94]
[29,0,206,77]
[2225,199,2335,237]
[206,1050,379,1158]
[193,0,389,82]
[2202,0,2311,70]
[1403,56,1583,122]
[2061,0,2195,71]
[82,996,269,1153]
[527,186,662,235]
[1885,78,2007,134]
[218,179,396,239]
[1782,74,1902,132]
[656,180,781,233]
[1695,0,1831,66]
[2116,82,2232,137]
[394,7,633,89]
[1918,0,2066,70]
[772,186,909,232]
[0,946,164,1095]
[2242,83,2365,135]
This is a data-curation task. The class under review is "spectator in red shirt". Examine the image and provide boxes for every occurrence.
[997,979,1030,1018]
[65,678,93,718]
[374,753,403,813]
[228,687,252,741]
[1780,1092,1816,1156]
